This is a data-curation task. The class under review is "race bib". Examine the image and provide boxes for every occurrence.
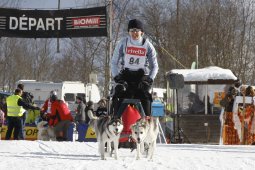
[124,44,147,70]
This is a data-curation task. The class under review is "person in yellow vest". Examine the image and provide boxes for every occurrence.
[5,89,40,140]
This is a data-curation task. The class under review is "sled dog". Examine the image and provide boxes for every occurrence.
[37,121,56,141]
[94,116,123,160]
[131,117,159,160]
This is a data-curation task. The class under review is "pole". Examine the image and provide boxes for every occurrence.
[109,0,113,79]
[196,45,198,69]
[104,0,113,97]
[241,88,246,144]
[175,89,182,143]
[158,121,167,144]
[56,0,60,53]
[205,85,208,115]
[175,0,180,68]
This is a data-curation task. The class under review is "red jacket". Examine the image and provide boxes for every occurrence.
[41,99,51,114]
[47,100,73,126]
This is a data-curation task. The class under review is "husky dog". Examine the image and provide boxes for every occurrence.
[37,121,56,141]
[131,117,159,160]
[94,116,123,160]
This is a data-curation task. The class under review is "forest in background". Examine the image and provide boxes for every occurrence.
[1,0,255,96]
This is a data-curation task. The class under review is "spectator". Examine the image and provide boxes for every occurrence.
[0,109,5,140]
[187,92,204,114]
[17,83,34,139]
[85,101,98,130]
[220,86,238,112]
[0,97,7,118]
[26,104,40,124]
[238,85,246,96]
[81,94,86,105]
[152,92,163,102]
[85,101,97,123]
[41,91,56,121]
[5,89,39,140]
[234,80,242,94]
[95,98,108,117]
[245,86,254,97]
[63,95,69,108]
[162,111,174,143]
[44,91,73,141]
[75,96,86,124]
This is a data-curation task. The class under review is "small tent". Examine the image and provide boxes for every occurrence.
[165,66,238,144]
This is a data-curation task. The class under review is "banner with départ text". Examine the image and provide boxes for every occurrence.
[0,6,107,38]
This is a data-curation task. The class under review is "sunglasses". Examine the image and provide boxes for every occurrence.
[129,28,142,32]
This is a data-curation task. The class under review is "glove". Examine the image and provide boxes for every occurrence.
[35,107,41,110]
[41,113,47,120]
[44,114,50,120]
[138,76,153,91]
[142,76,153,85]
[113,74,123,83]
[138,81,151,90]
[115,82,128,95]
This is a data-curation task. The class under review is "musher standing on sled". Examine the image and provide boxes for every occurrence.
[111,19,158,117]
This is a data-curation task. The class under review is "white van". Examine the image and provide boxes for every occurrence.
[85,83,101,103]
[16,80,86,112]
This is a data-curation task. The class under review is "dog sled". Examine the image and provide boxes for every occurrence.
[115,99,145,148]
[108,76,166,149]
[112,98,165,148]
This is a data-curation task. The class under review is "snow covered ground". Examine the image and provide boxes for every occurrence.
[0,140,255,170]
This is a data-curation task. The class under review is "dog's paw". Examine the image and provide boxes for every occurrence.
[148,157,154,162]
[114,154,119,160]
[101,156,106,160]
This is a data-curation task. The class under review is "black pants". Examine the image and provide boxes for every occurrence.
[112,69,152,116]
[5,116,22,140]
[19,111,27,139]
[114,99,146,118]
[54,120,71,141]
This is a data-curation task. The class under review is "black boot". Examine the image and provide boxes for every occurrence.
[141,100,151,116]
[56,137,65,141]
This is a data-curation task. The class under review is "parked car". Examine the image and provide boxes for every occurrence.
[0,91,12,99]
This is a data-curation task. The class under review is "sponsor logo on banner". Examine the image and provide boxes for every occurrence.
[72,16,100,27]
[1,125,38,140]
[126,47,146,56]
[0,7,107,38]
[85,126,97,139]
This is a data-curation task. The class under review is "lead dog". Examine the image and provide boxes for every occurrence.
[37,121,56,141]
[93,116,123,160]
[131,117,159,160]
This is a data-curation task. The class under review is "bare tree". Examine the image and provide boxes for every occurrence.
[2,0,255,92]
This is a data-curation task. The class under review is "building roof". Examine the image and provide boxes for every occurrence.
[167,66,238,84]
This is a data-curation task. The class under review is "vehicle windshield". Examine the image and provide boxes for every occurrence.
[64,93,75,102]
